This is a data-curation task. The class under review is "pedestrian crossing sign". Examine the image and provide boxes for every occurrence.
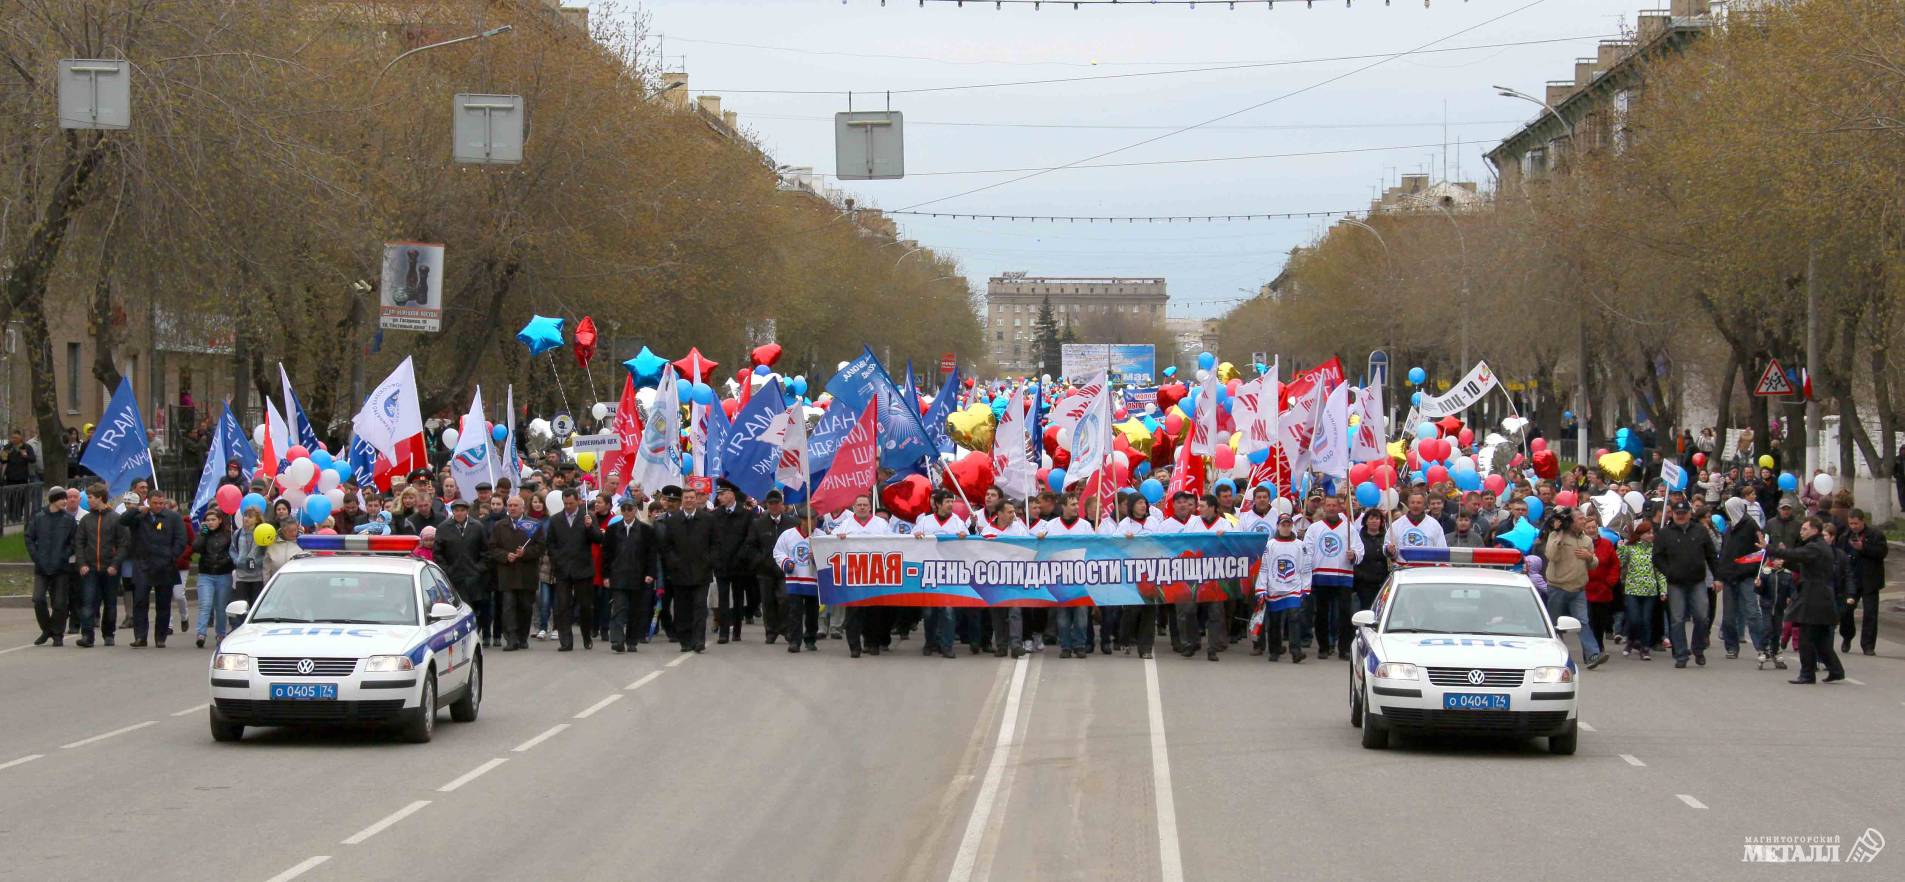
[1753,359,1795,397]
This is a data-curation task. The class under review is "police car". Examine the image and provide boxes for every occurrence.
[1348,548,1581,755]
[209,535,480,743]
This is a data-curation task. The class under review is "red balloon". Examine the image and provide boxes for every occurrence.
[1164,412,1185,437]
[748,343,783,369]
[1225,378,1241,396]
[1111,460,1131,487]
[1691,452,1706,467]
[942,451,995,503]
[1554,490,1578,508]
[1375,464,1397,490]
[1349,462,1373,486]
[1510,453,1525,467]
[1457,428,1474,449]
[1405,450,1420,472]
[1113,436,1132,455]
[671,347,720,383]
[1530,437,1548,453]
[1155,383,1188,414]
[1532,449,1560,480]
[1052,447,1071,470]
[1036,466,1052,491]
[1436,415,1464,437]
[880,474,933,522]
[963,377,975,389]
[1042,425,1061,456]
[1483,474,1507,495]
[215,484,242,515]
[1150,433,1175,468]
[1425,465,1451,486]
[1213,445,1236,471]
[285,445,310,461]
[1114,407,1128,421]
[721,398,742,418]
[1594,448,1609,459]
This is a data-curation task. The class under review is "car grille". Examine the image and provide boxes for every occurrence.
[215,699,406,724]
[1380,708,1569,733]
[256,657,359,677]
[1426,667,1525,688]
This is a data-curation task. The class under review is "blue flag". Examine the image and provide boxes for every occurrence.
[79,378,153,497]
[348,433,380,487]
[820,346,935,477]
[921,363,960,456]
[704,394,733,482]
[281,365,324,453]
[718,384,786,502]
[191,403,258,518]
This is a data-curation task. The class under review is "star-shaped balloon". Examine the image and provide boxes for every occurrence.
[1498,517,1540,553]
[672,347,719,384]
[623,346,668,390]
[516,315,565,357]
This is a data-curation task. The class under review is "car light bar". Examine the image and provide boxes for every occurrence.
[1397,547,1525,568]
[294,534,422,554]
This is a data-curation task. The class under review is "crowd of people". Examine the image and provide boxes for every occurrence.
[20,439,1890,688]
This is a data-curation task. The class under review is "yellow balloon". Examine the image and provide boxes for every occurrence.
[1215,361,1239,383]
[1598,451,1635,481]
[1757,454,1774,469]
[1115,418,1154,455]
[576,451,597,472]
[253,523,278,548]
[1387,439,1408,464]
[947,403,995,453]
[1227,432,1240,450]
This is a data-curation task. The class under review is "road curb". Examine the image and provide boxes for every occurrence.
[0,583,204,609]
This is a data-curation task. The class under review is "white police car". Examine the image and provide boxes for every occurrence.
[209,535,480,743]
[1348,548,1581,755]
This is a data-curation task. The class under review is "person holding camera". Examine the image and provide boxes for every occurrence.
[1541,507,1608,669]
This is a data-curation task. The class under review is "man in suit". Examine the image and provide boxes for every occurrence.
[487,495,543,650]
[118,488,186,648]
[543,488,602,651]
[435,498,492,645]
[747,490,803,647]
[659,485,716,652]
[709,482,756,644]
[603,497,659,652]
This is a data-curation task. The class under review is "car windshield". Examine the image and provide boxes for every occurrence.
[1382,581,1549,639]
[250,571,419,626]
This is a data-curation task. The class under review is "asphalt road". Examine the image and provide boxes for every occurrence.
[2,605,1902,882]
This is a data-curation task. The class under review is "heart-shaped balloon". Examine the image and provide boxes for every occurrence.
[1436,415,1464,438]
[880,474,933,523]
[947,404,995,453]
[1532,449,1560,480]
[1149,432,1175,469]
[1155,382,1188,414]
[1597,450,1634,481]
[1042,424,1062,456]
[1215,361,1239,383]
[1115,418,1155,456]
[942,451,995,503]
[749,343,783,369]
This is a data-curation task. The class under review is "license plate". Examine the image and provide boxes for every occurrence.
[270,683,338,701]
[1443,692,1509,710]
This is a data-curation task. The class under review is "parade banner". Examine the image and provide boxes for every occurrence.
[1415,360,1500,419]
[814,533,1269,608]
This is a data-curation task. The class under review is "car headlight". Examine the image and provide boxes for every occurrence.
[363,655,415,672]
[1374,662,1420,680]
[1529,666,1574,684]
[212,653,250,672]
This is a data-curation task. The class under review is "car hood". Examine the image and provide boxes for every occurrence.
[1375,633,1570,669]
[221,623,424,657]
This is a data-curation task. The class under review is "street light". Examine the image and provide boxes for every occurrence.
[1492,84,1575,140]
[893,247,925,269]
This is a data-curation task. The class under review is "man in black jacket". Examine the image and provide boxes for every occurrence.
[542,488,602,651]
[120,489,186,648]
[747,491,803,647]
[1838,509,1888,656]
[1652,500,1721,668]
[75,484,127,647]
[709,482,755,644]
[602,497,659,653]
[1765,517,1847,683]
[436,499,492,644]
[1715,497,1772,663]
[658,485,716,652]
[26,488,77,646]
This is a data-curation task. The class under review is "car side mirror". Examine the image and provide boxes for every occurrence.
[225,599,249,618]
[428,602,459,622]
[1350,610,1376,627]
[1554,615,1582,633]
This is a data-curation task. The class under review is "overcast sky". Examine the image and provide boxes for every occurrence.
[595,0,1642,318]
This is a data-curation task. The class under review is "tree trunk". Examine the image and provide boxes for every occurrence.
[16,294,69,484]
[90,246,125,393]
[1714,349,1739,435]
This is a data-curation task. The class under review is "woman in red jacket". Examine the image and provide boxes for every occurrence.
[1583,508,1622,653]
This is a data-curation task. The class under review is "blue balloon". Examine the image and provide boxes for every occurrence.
[1197,351,1215,371]
[1140,478,1164,504]
[1711,514,1727,532]
[1162,366,1177,378]
[1411,391,1423,406]
[690,382,716,406]
[492,424,509,443]
[515,315,566,357]
[301,495,333,528]
[1216,388,1231,411]
[1048,468,1067,492]
[1180,395,1197,418]
[310,449,335,470]
[1777,472,1797,492]
[1524,496,1545,523]
[1407,366,1426,385]
[1355,481,1381,507]
[1134,461,1152,479]
[78,493,89,512]
[1498,518,1540,553]
[1414,421,1437,441]
[241,492,268,515]
[1563,410,1575,421]
[791,377,809,397]
[623,346,669,389]
[1453,470,1481,492]
[331,463,355,486]
[753,365,771,376]
[1247,447,1270,465]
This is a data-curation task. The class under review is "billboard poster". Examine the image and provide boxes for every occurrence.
[379,241,444,332]
[1061,343,1156,386]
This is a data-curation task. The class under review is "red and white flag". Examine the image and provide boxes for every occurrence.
[1063,372,1111,490]
[992,388,1035,501]
[810,400,878,516]
[1189,369,1219,457]
[602,374,644,493]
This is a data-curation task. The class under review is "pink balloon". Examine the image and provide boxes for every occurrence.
[1457,428,1474,449]
[1213,445,1236,471]
[1554,490,1578,508]
[1483,474,1507,495]
[215,484,242,515]
[1225,378,1241,396]
[1530,437,1547,453]
[1164,412,1185,437]
[285,445,310,461]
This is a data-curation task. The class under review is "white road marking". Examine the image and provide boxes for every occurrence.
[1676,794,1708,810]
[341,800,431,845]
[0,754,46,772]
[438,758,508,793]
[1578,722,1596,732]
[0,644,34,656]
[60,720,156,749]
[1143,657,1186,882]
[1843,678,1865,686]
[947,657,1032,882]
[1620,754,1646,767]
[666,653,694,668]
[574,693,623,719]
[171,702,211,717]
[625,671,662,691]
[261,855,330,882]
[512,723,570,753]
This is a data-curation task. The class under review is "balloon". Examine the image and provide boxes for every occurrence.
[1532,449,1560,480]
[948,404,996,453]
[1155,383,1188,414]
[791,376,809,397]
[1048,468,1067,492]
[1140,478,1165,504]
[1425,465,1450,486]
[749,343,784,369]
[1554,490,1578,508]
[310,449,335,470]
[1524,497,1545,523]
[1036,467,1052,491]
[215,485,242,516]
[331,463,355,487]
[690,383,716,406]
[515,315,566,356]
[1355,481,1381,508]
[1530,437,1547,453]
[1212,445,1236,471]
[1197,351,1215,371]
[722,398,742,419]
[302,495,333,528]
[253,523,278,548]
[1164,411,1185,437]
[1483,474,1507,496]
[1457,428,1474,450]
[441,428,459,450]
[1052,447,1070,471]
[1758,454,1775,470]
[282,488,306,511]
[325,488,345,509]
[1410,391,1423,407]
[1690,452,1706,468]
[671,347,720,384]
[1812,473,1835,495]
[1374,463,1397,490]
[492,424,509,443]
[1349,462,1373,486]
[624,346,669,389]
[1414,421,1437,441]
[1498,518,1538,553]
[1436,416,1464,439]
[943,452,995,503]
[1711,514,1727,532]
[252,424,266,449]
[286,458,317,487]
[591,402,610,421]
[1623,491,1645,514]
[576,452,598,472]
[1597,451,1634,481]
[880,474,933,522]
[1407,366,1426,385]
[317,468,341,493]
[1777,472,1798,492]
[285,445,310,462]
[241,492,268,515]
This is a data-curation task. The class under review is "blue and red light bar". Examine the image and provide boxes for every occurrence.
[1397,547,1525,568]
[295,534,422,554]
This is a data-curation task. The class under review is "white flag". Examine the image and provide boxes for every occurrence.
[1351,382,1388,463]
[1311,381,1352,480]
[1063,372,1111,489]
[630,367,683,494]
[502,384,523,479]
[688,402,710,477]
[993,388,1035,501]
[1277,371,1322,476]
[353,356,424,464]
[775,404,810,491]
[1048,374,1107,437]
[264,396,290,465]
[449,388,491,505]
[1189,369,1219,457]
[1660,458,1685,492]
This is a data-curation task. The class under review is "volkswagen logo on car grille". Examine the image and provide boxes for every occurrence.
[296,658,315,675]
[1466,669,1486,686]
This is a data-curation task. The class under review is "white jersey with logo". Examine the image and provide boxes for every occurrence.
[1036,517,1097,537]
[1150,515,1194,535]
[1302,516,1364,589]
[913,512,968,538]
[1388,513,1447,552]
[830,513,891,537]
[1111,516,1151,536]
[1255,537,1312,608]
[1182,515,1229,535]
[771,527,817,591]
[1235,508,1277,536]
[980,519,1030,538]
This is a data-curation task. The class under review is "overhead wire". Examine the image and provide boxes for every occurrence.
[740,112,1527,132]
[806,140,1460,177]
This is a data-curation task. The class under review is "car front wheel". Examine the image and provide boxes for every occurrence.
[209,708,243,743]
[1360,707,1389,750]
[399,672,437,744]
[450,655,481,723]
[1548,719,1578,756]
[1349,672,1364,728]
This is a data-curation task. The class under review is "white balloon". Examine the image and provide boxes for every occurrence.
[325,488,345,508]
[1231,462,1250,480]
[281,488,307,511]
[1812,473,1836,495]
[1194,369,1211,382]
[1380,487,1399,511]
[317,469,341,492]
[253,425,266,448]
[441,427,460,450]
[635,388,657,409]
[1623,491,1645,514]
[286,458,317,487]
[545,490,564,514]
[1273,497,1293,518]
[591,402,610,421]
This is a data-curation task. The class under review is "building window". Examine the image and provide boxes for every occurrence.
[66,342,81,413]
[996,331,1004,341]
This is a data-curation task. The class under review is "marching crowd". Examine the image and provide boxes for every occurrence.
[23,442,1889,688]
